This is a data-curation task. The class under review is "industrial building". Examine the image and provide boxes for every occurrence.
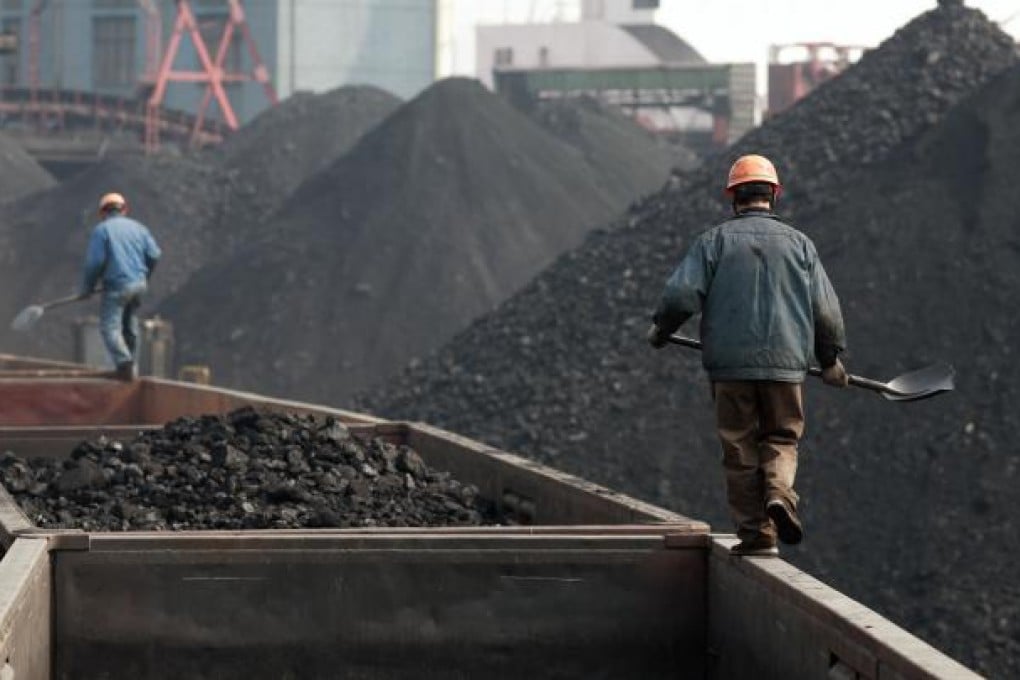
[0,0,438,126]
[476,0,755,151]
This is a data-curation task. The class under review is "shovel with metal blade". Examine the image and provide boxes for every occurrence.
[667,335,954,402]
[10,293,89,332]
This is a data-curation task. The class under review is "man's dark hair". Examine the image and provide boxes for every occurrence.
[733,181,776,211]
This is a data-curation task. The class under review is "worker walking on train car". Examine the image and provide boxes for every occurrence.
[79,192,161,381]
[646,155,848,557]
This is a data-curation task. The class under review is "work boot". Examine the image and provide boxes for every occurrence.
[114,362,137,382]
[730,535,779,557]
[766,499,803,545]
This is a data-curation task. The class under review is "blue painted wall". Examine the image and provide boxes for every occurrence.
[0,0,278,124]
[0,1,437,124]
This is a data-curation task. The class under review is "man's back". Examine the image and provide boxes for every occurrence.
[86,216,161,290]
[655,209,844,382]
[702,211,827,381]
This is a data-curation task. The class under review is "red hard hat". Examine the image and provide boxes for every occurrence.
[725,155,783,198]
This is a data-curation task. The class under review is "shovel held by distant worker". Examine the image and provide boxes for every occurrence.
[10,293,91,332]
[666,335,954,402]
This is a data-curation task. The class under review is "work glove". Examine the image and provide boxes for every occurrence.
[822,358,849,388]
[646,323,669,349]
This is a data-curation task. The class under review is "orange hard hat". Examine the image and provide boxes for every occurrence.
[98,192,127,215]
[725,155,782,197]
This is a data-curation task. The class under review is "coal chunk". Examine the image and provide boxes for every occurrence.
[212,443,249,471]
[56,459,108,494]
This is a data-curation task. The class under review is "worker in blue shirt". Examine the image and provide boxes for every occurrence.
[79,192,161,380]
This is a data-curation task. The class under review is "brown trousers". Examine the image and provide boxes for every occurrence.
[713,381,804,544]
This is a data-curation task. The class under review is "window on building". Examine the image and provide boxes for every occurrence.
[494,47,513,68]
[538,46,549,67]
[633,0,660,8]
[0,17,18,86]
[95,0,136,8]
[93,16,136,90]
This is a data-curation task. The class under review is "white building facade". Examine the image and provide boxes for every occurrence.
[475,0,754,150]
[476,0,700,89]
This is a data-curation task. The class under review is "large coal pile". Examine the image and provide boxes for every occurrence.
[0,155,240,360]
[359,5,1018,676]
[0,87,402,362]
[162,77,660,403]
[0,407,493,531]
[0,132,56,203]
[530,96,698,185]
[774,63,1020,673]
[216,85,401,216]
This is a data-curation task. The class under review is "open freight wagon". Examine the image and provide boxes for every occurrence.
[0,355,976,679]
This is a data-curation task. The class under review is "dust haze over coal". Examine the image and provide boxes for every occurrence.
[359,6,1020,677]
[215,84,403,220]
[0,79,677,390]
[0,132,56,203]
[161,78,678,402]
[0,86,401,360]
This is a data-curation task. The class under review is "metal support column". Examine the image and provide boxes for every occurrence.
[145,0,276,153]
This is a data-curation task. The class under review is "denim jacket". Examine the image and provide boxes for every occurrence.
[653,210,846,382]
[81,216,161,296]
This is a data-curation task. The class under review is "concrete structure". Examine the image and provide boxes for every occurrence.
[0,0,438,126]
[476,1,753,150]
[0,355,983,678]
[494,63,755,149]
[476,13,703,90]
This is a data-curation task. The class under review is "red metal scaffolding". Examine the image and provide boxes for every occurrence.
[138,0,163,84]
[20,0,274,151]
[145,0,277,152]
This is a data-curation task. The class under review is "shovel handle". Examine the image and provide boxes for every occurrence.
[43,293,88,310]
[805,365,889,393]
[665,335,704,351]
[666,334,892,396]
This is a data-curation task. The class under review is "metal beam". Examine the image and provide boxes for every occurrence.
[145,0,277,153]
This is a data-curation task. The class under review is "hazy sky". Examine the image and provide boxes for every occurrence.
[441,0,1020,80]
